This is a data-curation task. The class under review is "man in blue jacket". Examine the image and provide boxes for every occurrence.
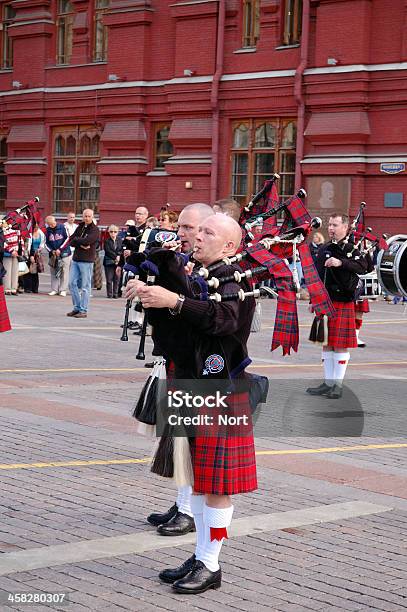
[45,216,71,297]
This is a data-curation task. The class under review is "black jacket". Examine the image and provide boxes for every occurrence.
[70,222,100,263]
[146,254,254,380]
[103,237,123,266]
[316,240,368,302]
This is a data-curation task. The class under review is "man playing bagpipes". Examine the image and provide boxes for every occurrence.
[126,214,256,594]
[307,213,369,399]
[144,203,215,537]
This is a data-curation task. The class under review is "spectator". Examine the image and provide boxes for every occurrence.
[64,212,78,246]
[146,216,160,229]
[2,223,22,295]
[310,231,325,262]
[103,224,122,298]
[159,210,179,230]
[135,206,149,233]
[66,209,100,318]
[24,222,45,294]
[45,216,71,296]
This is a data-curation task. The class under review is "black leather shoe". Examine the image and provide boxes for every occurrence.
[357,340,366,348]
[159,555,196,584]
[128,321,141,330]
[144,362,154,368]
[326,384,343,399]
[172,560,221,594]
[157,512,195,536]
[147,503,178,527]
[306,382,332,396]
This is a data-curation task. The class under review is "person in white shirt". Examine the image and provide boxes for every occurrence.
[63,212,78,293]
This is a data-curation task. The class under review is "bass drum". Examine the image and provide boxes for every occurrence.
[377,235,407,298]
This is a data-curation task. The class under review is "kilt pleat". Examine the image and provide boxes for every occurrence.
[190,391,257,495]
[0,286,11,333]
[328,301,357,349]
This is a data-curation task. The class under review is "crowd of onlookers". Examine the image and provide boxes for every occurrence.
[1,201,405,309]
[0,205,181,315]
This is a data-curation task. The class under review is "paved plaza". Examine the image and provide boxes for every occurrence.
[0,286,407,612]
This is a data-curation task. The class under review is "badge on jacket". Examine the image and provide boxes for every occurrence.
[203,354,225,376]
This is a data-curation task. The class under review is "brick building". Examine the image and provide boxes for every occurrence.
[0,0,406,232]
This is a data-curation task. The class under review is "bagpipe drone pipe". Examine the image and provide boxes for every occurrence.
[1,197,42,237]
[236,178,336,355]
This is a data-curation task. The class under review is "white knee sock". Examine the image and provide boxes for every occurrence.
[176,485,193,517]
[333,352,350,387]
[322,350,334,386]
[190,495,205,558]
[198,504,234,572]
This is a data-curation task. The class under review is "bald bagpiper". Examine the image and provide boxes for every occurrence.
[126,214,256,594]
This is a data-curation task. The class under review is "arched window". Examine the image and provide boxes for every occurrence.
[231,119,297,205]
[53,127,101,215]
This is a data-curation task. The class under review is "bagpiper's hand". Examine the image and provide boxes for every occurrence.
[123,249,131,258]
[137,285,179,309]
[325,257,342,268]
[125,279,145,301]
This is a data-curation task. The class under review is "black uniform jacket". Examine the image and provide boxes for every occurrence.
[315,240,368,302]
[145,252,255,381]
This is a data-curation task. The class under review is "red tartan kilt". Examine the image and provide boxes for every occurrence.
[355,300,370,314]
[327,301,357,349]
[0,286,11,333]
[190,391,257,495]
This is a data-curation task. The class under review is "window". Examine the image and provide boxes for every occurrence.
[282,0,302,46]
[230,119,297,205]
[0,138,7,211]
[57,0,74,65]
[1,4,16,69]
[154,124,173,169]
[242,0,260,48]
[53,127,100,215]
[93,0,109,62]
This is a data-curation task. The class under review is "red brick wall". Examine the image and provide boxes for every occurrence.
[1,0,406,236]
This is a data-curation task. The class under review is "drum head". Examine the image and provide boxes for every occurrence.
[377,235,407,298]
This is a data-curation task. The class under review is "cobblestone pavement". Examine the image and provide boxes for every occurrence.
[0,289,406,611]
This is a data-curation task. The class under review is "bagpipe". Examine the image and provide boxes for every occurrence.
[119,229,181,344]
[1,197,42,238]
[235,177,335,355]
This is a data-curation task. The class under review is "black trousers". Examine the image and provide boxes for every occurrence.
[104,265,119,297]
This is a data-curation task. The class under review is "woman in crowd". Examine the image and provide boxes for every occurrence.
[2,222,22,296]
[24,222,45,294]
[103,224,122,298]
